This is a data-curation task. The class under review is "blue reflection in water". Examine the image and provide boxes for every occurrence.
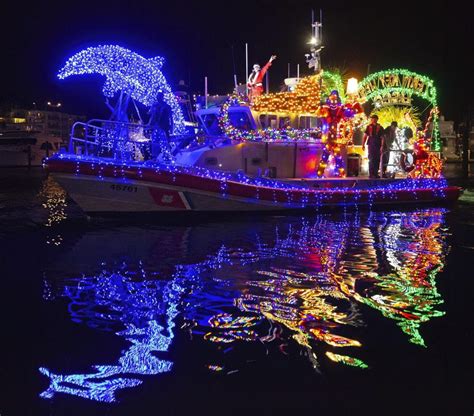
[39,271,181,402]
[39,209,449,402]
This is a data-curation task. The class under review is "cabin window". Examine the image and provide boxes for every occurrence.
[259,114,277,129]
[279,117,291,129]
[228,111,253,131]
[201,114,223,136]
[299,116,319,129]
[205,157,218,166]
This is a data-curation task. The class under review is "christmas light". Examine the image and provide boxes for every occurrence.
[58,45,185,135]
[218,94,322,142]
[359,69,436,103]
[39,208,449,399]
[346,77,359,96]
[46,154,457,208]
[315,90,364,177]
[321,70,346,102]
[39,264,190,402]
[325,352,369,368]
[252,74,322,114]
[407,108,443,179]
[358,69,440,150]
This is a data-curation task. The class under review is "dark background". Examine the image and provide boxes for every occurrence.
[1,0,472,122]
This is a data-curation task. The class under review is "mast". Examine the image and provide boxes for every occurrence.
[245,43,249,96]
[306,9,324,73]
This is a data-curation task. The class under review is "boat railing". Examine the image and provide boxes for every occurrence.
[68,119,196,162]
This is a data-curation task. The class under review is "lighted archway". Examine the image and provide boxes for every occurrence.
[358,69,440,150]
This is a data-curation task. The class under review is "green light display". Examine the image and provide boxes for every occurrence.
[358,69,441,151]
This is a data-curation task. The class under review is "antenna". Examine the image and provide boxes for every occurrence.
[231,44,238,92]
[320,9,323,45]
[245,43,249,96]
[306,9,324,73]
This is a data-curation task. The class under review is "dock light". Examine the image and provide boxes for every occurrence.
[308,37,317,45]
[346,78,359,96]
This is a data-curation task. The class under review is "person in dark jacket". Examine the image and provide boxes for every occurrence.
[148,92,173,138]
[382,121,397,177]
[147,92,173,161]
[362,114,385,178]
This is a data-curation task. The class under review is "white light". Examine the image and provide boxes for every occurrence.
[346,78,359,95]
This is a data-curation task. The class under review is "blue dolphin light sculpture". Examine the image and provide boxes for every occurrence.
[58,45,185,134]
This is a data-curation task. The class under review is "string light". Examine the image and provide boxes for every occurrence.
[46,155,459,208]
[218,94,322,142]
[57,45,185,135]
[358,69,440,150]
[315,91,364,177]
[39,209,449,399]
[252,74,322,114]
[407,108,443,179]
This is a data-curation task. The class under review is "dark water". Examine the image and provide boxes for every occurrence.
[1,168,474,415]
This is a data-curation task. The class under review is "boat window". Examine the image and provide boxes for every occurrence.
[279,117,291,129]
[259,114,277,129]
[228,111,253,131]
[205,157,218,166]
[201,114,223,135]
[299,116,319,129]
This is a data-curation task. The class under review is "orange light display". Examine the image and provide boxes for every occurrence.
[252,75,322,114]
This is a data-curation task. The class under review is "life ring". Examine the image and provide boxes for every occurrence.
[400,150,415,172]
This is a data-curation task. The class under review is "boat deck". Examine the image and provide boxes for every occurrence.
[278,177,409,189]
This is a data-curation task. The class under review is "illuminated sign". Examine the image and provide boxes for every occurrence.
[358,69,437,107]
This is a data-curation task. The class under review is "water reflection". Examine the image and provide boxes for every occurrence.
[38,176,67,245]
[40,208,449,402]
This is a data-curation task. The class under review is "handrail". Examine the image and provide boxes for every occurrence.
[68,118,198,160]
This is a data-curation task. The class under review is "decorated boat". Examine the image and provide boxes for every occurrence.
[45,20,461,214]
[46,155,460,214]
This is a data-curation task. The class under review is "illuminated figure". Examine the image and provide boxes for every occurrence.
[406,109,443,178]
[305,45,323,72]
[316,90,363,177]
[57,45,185,135]
[247,55,277,102]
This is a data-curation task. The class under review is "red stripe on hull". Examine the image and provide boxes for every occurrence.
[45,159,462,207]
[148,188,189,210]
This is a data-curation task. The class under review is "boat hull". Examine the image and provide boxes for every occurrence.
[46,158,462,214]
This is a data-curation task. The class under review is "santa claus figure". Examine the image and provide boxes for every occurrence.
[247,55,277,102]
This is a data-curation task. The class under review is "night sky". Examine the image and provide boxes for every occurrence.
[1,0,471,122]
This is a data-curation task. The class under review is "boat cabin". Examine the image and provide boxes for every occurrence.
[186,104,351,179]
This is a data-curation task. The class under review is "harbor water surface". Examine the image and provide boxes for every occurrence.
[1,168,473,415]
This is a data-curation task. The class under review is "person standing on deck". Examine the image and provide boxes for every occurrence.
[247,55,277,102]
[382,121,397,177]
[147,92,173,161]
[362,115,385,179]
[148,92,173,138]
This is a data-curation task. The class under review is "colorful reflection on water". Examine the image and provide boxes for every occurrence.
[39,208,449,402]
